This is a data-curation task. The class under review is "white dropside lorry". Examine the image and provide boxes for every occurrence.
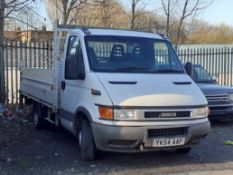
[20,24,211,160]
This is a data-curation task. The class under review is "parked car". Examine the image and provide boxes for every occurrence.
[185,63,233,121]
[20,24,210,161]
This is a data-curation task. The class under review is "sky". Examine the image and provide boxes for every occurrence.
[201,0,233,26]
[37,0,233,30]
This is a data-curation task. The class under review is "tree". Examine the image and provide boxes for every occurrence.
[161,0,178,37]
[95,0,110,27]
[0,0,32,31]
[45,0,88,25]
[74,0,127,28]
[129,0,149,30]
[161,0,213,49]
[73,0,115,27]
[187,21,233,44]
[175,0,198,49]
[46,0,127,28]
[129,12,162,32]
[1,0,32,37]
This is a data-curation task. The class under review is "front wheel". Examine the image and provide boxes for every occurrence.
[79,119,96,161]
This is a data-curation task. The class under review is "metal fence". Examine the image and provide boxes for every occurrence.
[1,39,233,104]
[2,39,53,104]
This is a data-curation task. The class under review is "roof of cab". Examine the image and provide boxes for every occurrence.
[70,28,164,40]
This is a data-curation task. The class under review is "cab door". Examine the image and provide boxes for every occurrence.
[60,35,86,131]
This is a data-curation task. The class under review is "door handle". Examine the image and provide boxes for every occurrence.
[61,81,66,90]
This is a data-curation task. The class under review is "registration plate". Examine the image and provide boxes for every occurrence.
[152,137,185,147]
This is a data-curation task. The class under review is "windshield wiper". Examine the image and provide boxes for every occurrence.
[112,66,149,72]
[155,69,183,73]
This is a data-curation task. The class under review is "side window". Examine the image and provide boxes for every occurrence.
[67,36,79,59]
[65,36,85,80]
[153,42,181,70]
[154,42,169,64]
[194,66,212,81]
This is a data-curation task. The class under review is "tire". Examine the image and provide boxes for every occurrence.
[176,147,191,154]
[79,119,96,161]
[32,102,45,129]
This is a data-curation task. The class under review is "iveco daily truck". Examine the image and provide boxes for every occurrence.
[20,24,211,160]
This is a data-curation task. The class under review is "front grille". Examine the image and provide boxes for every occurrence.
[148,127,187,138]
[209,106,230,111]
[145,111,190,119]
[206,94,229,105]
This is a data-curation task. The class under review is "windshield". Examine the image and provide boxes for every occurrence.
[85,36,184,73]
[193,65,214,83]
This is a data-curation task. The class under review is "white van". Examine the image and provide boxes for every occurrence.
[20,25,210,160]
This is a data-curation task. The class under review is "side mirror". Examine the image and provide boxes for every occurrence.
[65,58,78,80]
[65,53,86,80]
[212,75,217,82]
[185,62,194,77]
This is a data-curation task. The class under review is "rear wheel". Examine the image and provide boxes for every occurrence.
[32,102,45,129]
[79,119,96,161]
[176,147,191,154]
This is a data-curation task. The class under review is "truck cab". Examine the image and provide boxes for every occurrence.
[20,25,210,161]
[190,64,233,121]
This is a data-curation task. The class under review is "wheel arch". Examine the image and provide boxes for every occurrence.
[73,106,93,136]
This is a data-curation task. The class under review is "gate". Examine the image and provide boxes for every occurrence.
[2,39,53,104]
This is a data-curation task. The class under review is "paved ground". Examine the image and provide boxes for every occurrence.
[1,109,233,175]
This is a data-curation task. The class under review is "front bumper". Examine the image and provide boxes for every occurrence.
[91,119,210,152]
[209,105,233,120]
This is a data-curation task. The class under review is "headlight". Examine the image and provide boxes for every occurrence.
[191,107,209,118]
[98,107,138,120]
[114,109,138,120]
[229,93,233,102]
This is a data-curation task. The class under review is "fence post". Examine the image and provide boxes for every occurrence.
[0,36,5,104]
[0,0,5,106]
